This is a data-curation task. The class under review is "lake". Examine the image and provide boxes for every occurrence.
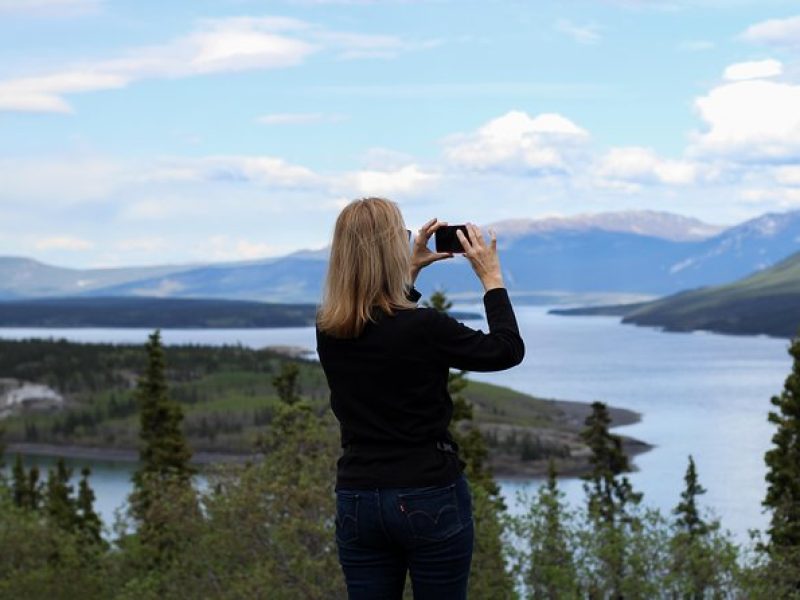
[1,305,792,543]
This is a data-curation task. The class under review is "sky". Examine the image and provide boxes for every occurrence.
[1,0,800,268]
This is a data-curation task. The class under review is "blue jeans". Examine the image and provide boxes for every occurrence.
[334,473,474,599]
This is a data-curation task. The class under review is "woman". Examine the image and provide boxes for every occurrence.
[316,197,524,599]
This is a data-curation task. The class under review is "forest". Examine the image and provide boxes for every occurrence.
[1,294,799,598]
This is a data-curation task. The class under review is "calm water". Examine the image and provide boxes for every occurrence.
[0,306,792,542]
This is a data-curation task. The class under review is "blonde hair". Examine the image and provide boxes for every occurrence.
[317,197,416,338]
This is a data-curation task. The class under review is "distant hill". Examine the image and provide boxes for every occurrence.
[0,256,202,299]
[8,209,800,303]
[0,296,319,328]
[551,250,800,338]
[0,296,481,328]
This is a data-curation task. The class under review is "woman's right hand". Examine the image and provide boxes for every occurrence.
[456,223,505,292]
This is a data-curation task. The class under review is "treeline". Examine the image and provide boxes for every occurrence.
[0,296,480,329]
[0,337,282,392]
[0,296,319,328]
[1,296,800,597]
[1,338,324,453]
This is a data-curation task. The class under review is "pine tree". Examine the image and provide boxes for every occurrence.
[581,401,642,524]
[668,455,736,599]
[13,457,44,511]
[130,330,196,559]
[580,401,642,597]
[674,455,709,537]
[761,333,800,587]
[272,362,301,405]
[27,464,42,510]
[0,426,6,486]
[44,458,79,533]
[76,466,103,545]
[12,453,27,508]
[526,460,579,599]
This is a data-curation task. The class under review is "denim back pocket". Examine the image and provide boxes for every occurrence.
[335,491,360,544]
[398,483,462,543]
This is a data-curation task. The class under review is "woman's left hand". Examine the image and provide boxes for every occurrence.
[410,218,453,283]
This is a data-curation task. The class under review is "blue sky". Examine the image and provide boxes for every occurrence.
[1,0,800,267]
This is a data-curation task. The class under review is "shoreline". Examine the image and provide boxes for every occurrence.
[5,442,257,466]
[5,396,652,479]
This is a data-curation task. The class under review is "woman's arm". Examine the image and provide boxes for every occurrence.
[423,287,524,372]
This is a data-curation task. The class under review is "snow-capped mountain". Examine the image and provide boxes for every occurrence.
[490,210,724,242]
[5,210,800,303]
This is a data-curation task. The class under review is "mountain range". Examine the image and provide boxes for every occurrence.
[4,209,800,303]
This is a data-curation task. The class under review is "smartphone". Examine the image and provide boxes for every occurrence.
[435,225,468,253]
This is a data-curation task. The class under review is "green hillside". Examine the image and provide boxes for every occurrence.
[553,251,800,338]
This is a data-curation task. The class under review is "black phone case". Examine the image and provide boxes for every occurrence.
[435,225,468,253]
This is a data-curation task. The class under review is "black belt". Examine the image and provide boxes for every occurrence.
[344,440,457,454]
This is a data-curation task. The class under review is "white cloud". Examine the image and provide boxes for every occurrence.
[340,164,439,196]
[34,236,94,251]
[206,235,282,261]
[119,199,181,221]
[774,165,800,186]
[723,59,782,81]
[145,156,321,188]
[741,15,800,49]
[594,147,699,188]
[444,110,590,174]
[114,237,167,252]
[554,19,601,45]
[690,76,800,161]
[0,16,432,113]
[0,157,123,201]
[0,71,128,113]
[739,186,800,208]
[256,112,346,125]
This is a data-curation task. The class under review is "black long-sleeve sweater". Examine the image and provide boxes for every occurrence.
[316,286,525,490]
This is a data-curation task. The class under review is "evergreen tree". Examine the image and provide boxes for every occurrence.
[12,457,44,511]
[525,460,580,599]
[44,458,78,533]
[580,401,643,597]
[27,465,42,511]
[0,427,6,487]
[761,333,800,588]
[272,361,301,405]
[674,455,708,537]
[12,453,27,508]
[129,329,197,560]
[581,401,642,524]
[668,455,738,599]
[76,466,103,545]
